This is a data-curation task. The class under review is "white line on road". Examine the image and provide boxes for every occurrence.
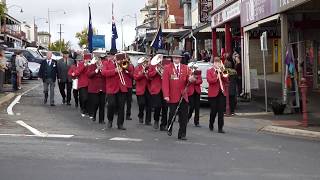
[16,120,43,136]
[7,84,40,116]
[16,120,74,138]
[110,137,143,142]
[7,95,21,115]
[0,134,37,137]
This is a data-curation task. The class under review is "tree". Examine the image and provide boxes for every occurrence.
[75,27,97,48]
[0,2,7,21]
[48,39,71,52]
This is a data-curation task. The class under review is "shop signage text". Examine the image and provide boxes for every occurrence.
[279,0,310,12]
[199,0,213,23]
[211,0,240,28]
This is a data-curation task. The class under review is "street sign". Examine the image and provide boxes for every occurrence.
[260,31,268,51]
[92,35,105,48]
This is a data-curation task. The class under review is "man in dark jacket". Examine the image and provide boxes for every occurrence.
[57,51,74,105]
[38,51,58,106]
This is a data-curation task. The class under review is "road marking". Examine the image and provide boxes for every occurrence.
[0,134,37,137]
[16,120,74,138]
[7,95,21,115]
[7,84,40,116]
[16,120,43,136]
[109,137,143,142]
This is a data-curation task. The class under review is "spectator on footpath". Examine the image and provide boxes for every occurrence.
[15,51,26,90]
[38,51,58,106]
[10,53,18,91]
[234,54,242,96]
[225,61,238,115]
[0,48,8,92]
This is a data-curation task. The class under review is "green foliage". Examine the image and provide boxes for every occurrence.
[75,27,97,48]
[0,3,7,20]
[48,39,71,52]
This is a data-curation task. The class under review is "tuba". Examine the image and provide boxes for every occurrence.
[151,54,164,76]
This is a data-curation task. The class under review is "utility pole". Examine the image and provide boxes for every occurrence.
[57,24,64,52]
[156,0,159,28]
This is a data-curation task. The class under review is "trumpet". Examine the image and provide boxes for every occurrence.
[151,54,164,76]
[212,61,229,92]
[95,58,103,72]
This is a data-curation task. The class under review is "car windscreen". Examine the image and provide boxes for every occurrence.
[197,63,211,79]
[28,50,42,58]
[52,52,61,56]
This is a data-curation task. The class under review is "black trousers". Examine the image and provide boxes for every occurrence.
[107,92,126,127]
[152,92,168,126]
[125,88,133,118]
[168,99,188,138]
[58,82,72,103]
[188,92,200,125]
[230,95,236,113]
[209,91,225,130]
[79,87,88,114]
[88,92,106,123]
[73,89,79,106]
[136,90,152,123]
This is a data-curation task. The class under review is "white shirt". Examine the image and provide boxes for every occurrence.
[47,59,52,66]
[174,63,180,72]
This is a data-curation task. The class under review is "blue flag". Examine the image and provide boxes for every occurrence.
[151,26,163,50]
[88,5,93,53]
[110,18,118,52]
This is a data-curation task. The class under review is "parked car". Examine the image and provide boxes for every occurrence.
[27,61,40,79]
[6,48,45,64]
[188,61,212,103]
[4,51,31,82]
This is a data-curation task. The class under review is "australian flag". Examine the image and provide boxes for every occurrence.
[151,26,163,50]
[110,16,118,52]
[88,5,93,53]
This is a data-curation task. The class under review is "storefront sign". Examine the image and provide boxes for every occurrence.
[211,0,240,28]
[199,0,213,23]
[241,0,279,27]
[212,0,234,11]
[279,0,310,12]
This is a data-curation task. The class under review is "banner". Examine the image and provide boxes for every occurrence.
[92,35,105,48]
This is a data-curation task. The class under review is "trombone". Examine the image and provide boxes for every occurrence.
[213,61,229,93]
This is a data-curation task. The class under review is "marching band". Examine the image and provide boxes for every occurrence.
[68,51,229,140]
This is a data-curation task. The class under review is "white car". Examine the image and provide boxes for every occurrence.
[188,61,212,102]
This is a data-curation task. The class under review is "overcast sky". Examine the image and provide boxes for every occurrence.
[7,0,146,50]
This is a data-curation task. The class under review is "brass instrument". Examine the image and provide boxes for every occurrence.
[212,60,229,92]
[95,58,103,72]
[151,54,164,76]
[114,53,130,86]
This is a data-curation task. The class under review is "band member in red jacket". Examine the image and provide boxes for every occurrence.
[68,59,80,108]
[148,54,168,130]
[102,53,128,130]
[123,62,134,121]
[133,57,151,124]
[207,57,229,133]
[87,57,106,124]
[187,63,203,127]
[72,53,91,117]
[162,54,196,140]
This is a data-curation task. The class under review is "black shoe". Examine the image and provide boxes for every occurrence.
[62,99,66,104]
[167,129,172,136]
[50,104,55,106]
[99,121,106,124]
[145,122,152,126]
[178,137,187,140]
[117,125,126,130]
[160,126,166,131]
[107,121,112,129]
[153,121,159,129]
[126,116,132,120]
[90,116,96,122]
[139,118,143,124]
[209,124,214,131]
[218,130,225,134]
[67,102,71,106]
[194,124,201,128]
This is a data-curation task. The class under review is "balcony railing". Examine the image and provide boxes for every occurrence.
[0,26,25,40]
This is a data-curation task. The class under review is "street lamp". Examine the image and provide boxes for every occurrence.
[47,8,66,45]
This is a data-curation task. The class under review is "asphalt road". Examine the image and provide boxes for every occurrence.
[0,81,319,180]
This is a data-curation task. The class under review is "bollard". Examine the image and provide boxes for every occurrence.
[225,78,231,116]
[299,78,308,127]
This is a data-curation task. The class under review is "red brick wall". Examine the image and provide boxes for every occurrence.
[165,0,184,29]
